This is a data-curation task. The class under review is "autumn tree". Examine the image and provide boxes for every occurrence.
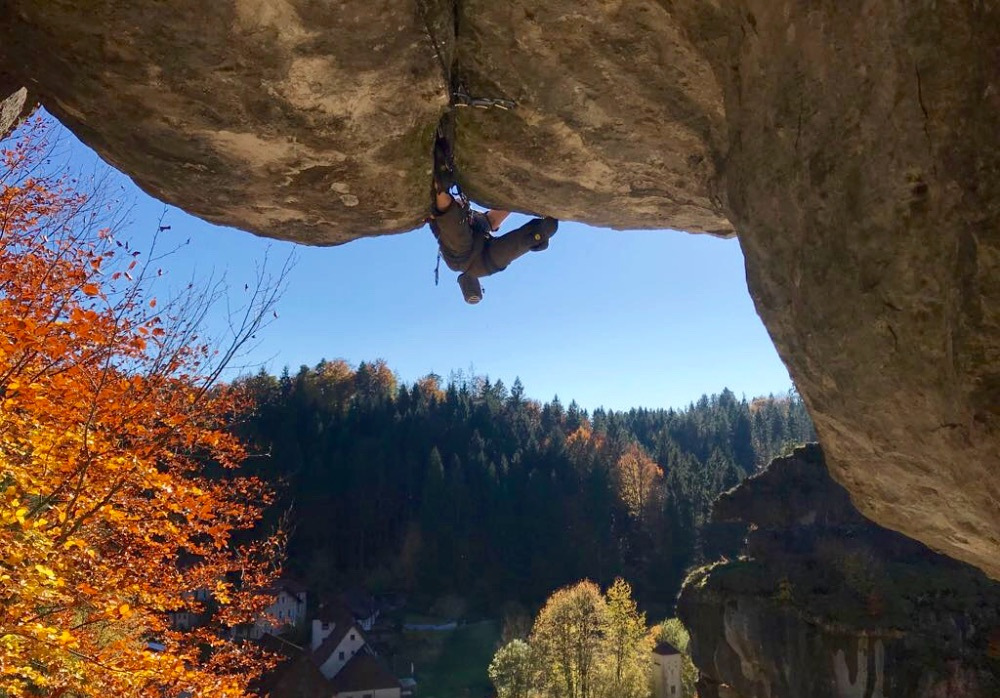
[313,358,356,411]
[0,119,287,696]
[353,359,397,403]
[494,579,653,698]
[565,425,605,472]
[614,442,662,522]
[414,372,445,403]
[600,579,650,698]
[488,639,535,698]
[530,580,608,698]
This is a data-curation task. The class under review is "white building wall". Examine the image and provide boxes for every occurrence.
[652,653,683,698]
[253,590,307,638]
[169,611,201,630]
[272,590,306,625]
[318,629,366,679]
[312,619,334,650]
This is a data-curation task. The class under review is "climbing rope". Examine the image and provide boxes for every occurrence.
[417,0,515,289]
[415,0,452,96]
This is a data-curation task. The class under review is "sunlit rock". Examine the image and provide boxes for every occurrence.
[0,1,996,577]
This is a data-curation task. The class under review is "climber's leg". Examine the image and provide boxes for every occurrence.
[457,272,484,304]
[464,217,558,277]
[430,202,477,272]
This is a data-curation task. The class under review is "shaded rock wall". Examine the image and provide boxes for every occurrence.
[0,2,997,577]
[724,0,1000,583]
[678,445,1000,698]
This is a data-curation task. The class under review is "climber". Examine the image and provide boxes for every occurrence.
[429,126,558,305]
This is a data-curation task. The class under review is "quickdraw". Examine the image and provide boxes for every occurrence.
[453,86,516,111]
[415,0,517,112]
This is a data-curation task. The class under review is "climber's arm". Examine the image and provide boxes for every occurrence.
[486,209,510,231]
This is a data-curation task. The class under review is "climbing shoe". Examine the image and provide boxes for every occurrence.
[524,217,558,251]
[457,273,483,304]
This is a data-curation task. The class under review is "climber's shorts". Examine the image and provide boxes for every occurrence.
[430,203,487,272]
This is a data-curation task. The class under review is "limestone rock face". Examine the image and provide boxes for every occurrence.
[679,445,1000,698]
[0,2,997,576]
[452,0,732,234]
[723,1,1000,580]
[0,0,450,244]
[0,0,732,241]
[0,68,34,140]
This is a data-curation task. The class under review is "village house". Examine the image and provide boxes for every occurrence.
[248,578,309,639]
[340,588,381,631]
[312,605,368,680]
[263,602,404,698]
[651,640,683,698]
[165,557,216,631]
[328,654,402,698]
[166,586,216,630]
[166,568,308,640]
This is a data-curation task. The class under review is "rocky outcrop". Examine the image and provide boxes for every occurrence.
[0,2,997,577]
[0,0,732,241]
[0,0,449,244]
[451,0,732,234]
[0,73,33,140]
[678,444,1000,698]
[725,0,1000,583]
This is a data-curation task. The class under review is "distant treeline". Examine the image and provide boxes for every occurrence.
[233,360,814,610]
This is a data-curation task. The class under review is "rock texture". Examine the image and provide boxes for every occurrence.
[0,64,37,141]
[0,0,732,240]
[0,0,450,243]
[725,0,1000,583]
[452,0,732,233]
[0,2,997,576]
[679,444,1000,698]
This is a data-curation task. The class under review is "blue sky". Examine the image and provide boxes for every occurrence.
[41,115,792,411]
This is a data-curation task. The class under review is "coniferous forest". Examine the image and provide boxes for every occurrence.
[234,360,814,613]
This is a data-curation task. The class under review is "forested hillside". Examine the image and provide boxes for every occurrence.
[234,360,814,610]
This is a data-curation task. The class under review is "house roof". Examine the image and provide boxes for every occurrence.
[253,654,329,698]
[652,640,682,656]
[263,578,307,603]
[329,654,401,693]
[315,601,356,625]
[274,578,308,597]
